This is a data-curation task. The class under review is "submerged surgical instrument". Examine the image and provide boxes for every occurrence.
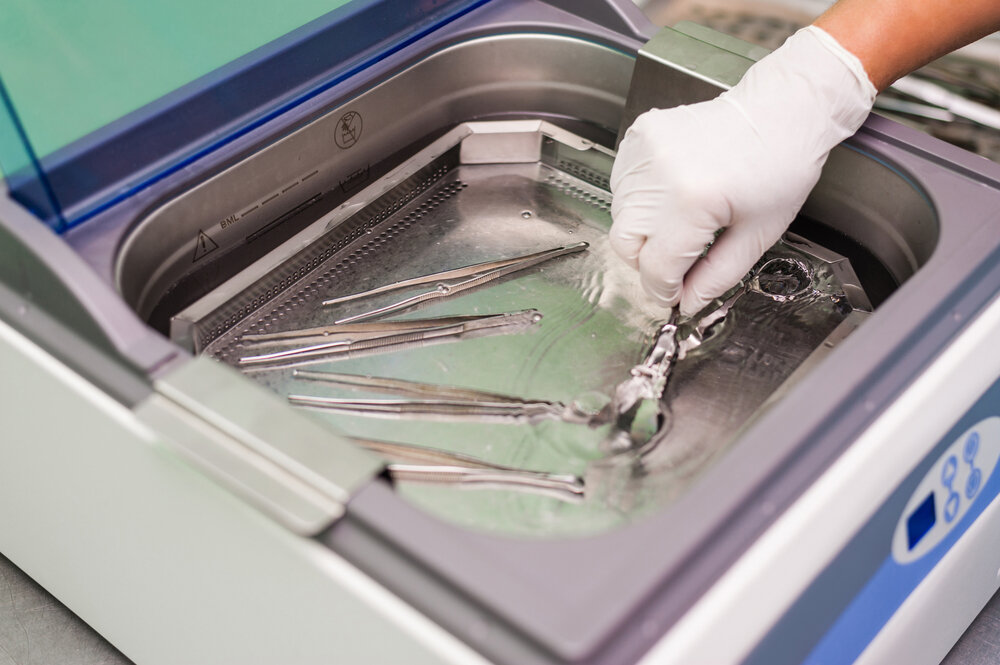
[289,370,601,425]
[601,256,816,450]
[238,309,542,367]
[600,276,756,450]
[601,311,681,452]
[347,436,584,502]
[239,313,508,346]
[325,241,588,323]
[385,465,584,502]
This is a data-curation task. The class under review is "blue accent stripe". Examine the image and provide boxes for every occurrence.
[6,0,493,231]
[804,383,1000,665]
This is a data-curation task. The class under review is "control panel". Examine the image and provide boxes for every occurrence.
[892,417,1000,563]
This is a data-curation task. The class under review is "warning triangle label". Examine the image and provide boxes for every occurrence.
[193,230,219,262]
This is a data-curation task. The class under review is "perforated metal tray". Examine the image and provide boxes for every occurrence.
[174,120,870,537]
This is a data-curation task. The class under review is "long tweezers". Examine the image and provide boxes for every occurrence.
[239,313,512,346]
[291,370,595,425]
[325,241,588,324]
[386,465,584,502]
[238,309,542,367]
[348,436,583,502]
[288,394,568,424]
[294,370,527,402]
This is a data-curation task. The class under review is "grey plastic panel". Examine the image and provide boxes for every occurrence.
[0,189,180,383]
[0,280,151,407]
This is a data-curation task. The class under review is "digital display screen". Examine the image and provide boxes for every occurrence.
[907,493,937,550]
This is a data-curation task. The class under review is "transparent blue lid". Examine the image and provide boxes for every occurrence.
[0,0,490,230]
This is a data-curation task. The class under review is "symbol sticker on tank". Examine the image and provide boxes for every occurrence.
[335,111,363,149]
[193,230,219,262]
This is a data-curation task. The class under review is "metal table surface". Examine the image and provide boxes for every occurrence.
[0,553,130,665]
[1,549,998,664]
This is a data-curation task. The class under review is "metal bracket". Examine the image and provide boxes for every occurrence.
[617,21,769,144]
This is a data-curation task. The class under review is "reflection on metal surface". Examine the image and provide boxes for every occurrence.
[350,435,523,468]
[326,242,588,324]
[290,393,585,424]
[891,76,1000,133]
[600,255,818,453]
[127,34,635,332]
[240,312,534,345]
[237,310,542,367]
[323,244,587,306]
[348,437,585,503]
[185,121,872,537]
[292,370,605,425]
[638,0,1000,162]
[603,313,680,452]
[678,278,750,350]
[385,465,585,503]
[752,257,813,300]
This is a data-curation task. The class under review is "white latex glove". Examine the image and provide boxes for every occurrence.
[609,26,877,317]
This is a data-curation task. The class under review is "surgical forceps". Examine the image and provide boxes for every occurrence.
[288,279,751,436]
[238,310,542,367]
[601,311,681,451]
[602,256,815,450]
[239,314,510,346]
[291,378,586,499]
[324,241,589,324]
[289,370,602,425]
[601,276,756,451]
[349,436,584,502]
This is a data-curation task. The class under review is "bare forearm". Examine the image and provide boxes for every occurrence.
[814,0,1000,91]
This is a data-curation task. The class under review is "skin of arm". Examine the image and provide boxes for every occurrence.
[609,1,1000,315]
[814,0,1000,91]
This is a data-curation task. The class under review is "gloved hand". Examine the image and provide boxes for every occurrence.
[609,26,877,316]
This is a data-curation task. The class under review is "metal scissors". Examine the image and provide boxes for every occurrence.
[324,241,589,324]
